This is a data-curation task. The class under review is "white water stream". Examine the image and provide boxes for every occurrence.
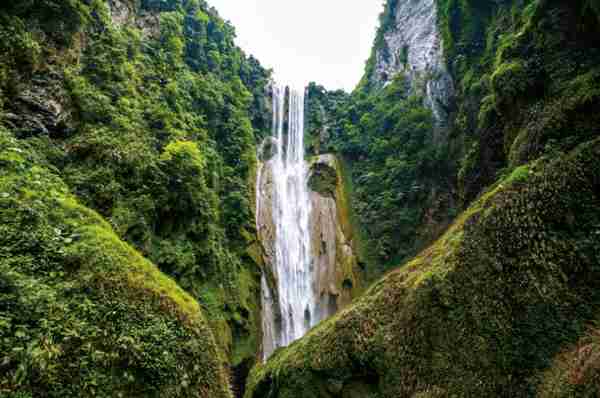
[259,85,317,360]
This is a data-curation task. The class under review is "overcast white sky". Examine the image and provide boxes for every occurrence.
[208,1,384,91]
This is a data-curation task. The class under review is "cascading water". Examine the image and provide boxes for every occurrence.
[258,85,317,360]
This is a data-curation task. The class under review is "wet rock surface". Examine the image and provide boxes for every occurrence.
[5,74,72,139]
[256,153,360,353]
[308,154,359,313]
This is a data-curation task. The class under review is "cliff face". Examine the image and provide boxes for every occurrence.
[247,137,600,398]
[255,144,280,358]
[107,0,160,37]
[303,0,459,274]
[255,143,361,358]
[366,0,454,126]
[308,155,360,314]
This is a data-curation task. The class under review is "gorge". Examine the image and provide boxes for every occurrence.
[1,0,600,397]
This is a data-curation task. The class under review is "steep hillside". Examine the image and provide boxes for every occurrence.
[249,0,600,396]
[0,128,232,396]
[0,0,272,393]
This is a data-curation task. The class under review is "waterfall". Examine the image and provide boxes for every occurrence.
[258,85,317,360]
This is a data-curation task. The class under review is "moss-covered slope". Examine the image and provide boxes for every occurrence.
[0,128,232,397]
[0,0,271,373]
[246,138,600,397]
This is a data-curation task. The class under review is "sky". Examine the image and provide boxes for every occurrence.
[208,0,384,92]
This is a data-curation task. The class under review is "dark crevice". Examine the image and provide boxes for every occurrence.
[231,358,253,398]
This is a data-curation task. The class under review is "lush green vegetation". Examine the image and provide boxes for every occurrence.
[0,0,272,393]
[2,0,600,395]
[305,83,348,156]
[307,75,453,276]
[306,0,600,277]
[0,127,232,397]
[437,0,600,203]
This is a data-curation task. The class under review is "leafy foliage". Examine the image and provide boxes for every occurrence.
[318,0,600,277]
[0,0,270,382]
[253,1,600,396]
[435,0,600,204]
[0,128,231,397]
[307,76,451,274]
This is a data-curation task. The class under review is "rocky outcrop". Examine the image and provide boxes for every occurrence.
[107,0,132,27]
[3,72,72,139]
[370,0,454,125]
[255,145,282,358]
[256,162,276,270]
[3,0,160,141]
[108,0,160,39]
[308,154,359,314]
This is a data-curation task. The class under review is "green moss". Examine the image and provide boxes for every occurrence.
[508,67,600,166]
[246,138,600,397]
[477,93,497,129]
[0,0,271,386]
[503,164,532,185]
[457,140,480,204]
[0,129,232,397]
[537,323,600,397]
[334,157,377,282]
[491,60,530,106]
[442,0,600,203]
[278,3,600,395]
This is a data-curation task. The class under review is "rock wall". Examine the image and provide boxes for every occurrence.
[308,154,359,314]
[248,2,600,395]
[247,137,600,398]
[371,0,454,125]
[255,152,282,358]
[108,0,161,38]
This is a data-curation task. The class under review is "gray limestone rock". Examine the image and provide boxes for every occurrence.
[107,0,160,39]
[371,0,454,127]
[308,154,358,314]
[6,74,72,138]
